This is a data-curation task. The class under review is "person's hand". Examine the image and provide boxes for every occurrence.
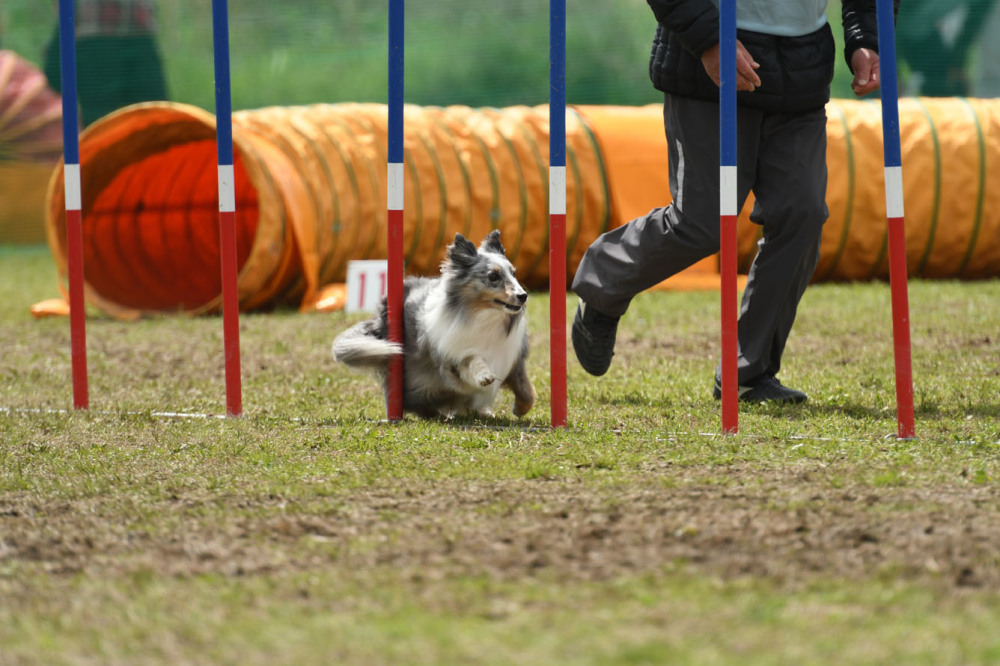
[850,48,881,96]
[701,40,761,91]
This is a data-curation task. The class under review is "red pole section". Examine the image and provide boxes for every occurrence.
[66,205,89,410]
[386,203,405,421]
[719,211,738,434]
[887,209,915,438]
[219,206,242,416]
[549,209,567,427]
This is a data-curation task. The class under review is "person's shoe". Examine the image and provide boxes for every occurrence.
[571,301,620,376]
[712,375,808,404]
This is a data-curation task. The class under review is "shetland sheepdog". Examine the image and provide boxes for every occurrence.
[332,230,535,419]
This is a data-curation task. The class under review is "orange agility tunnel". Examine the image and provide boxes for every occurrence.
[44,97,1000,317]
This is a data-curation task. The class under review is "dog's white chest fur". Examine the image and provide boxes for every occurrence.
[419,289,525,409]
[429,305,524,375]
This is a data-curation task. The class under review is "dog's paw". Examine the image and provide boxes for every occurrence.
[475,370,496,387]
[513,385,536,417]
[462,357,495,387]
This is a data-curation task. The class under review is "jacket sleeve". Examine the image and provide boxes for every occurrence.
[841,0,900,72]
[647,0,719,56]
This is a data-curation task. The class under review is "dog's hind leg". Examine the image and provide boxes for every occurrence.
[503,358,535,417]
[455,356,496,388]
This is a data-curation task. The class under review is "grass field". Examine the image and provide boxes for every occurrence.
[2,245,1000,664]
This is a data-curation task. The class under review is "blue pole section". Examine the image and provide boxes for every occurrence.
[388,0,404,166]
[58,0,80,165]
[549,0,565,169]
[719,0,737,170]
[549,0,567,427]
[212,0,235,167]
[876,0,901,169]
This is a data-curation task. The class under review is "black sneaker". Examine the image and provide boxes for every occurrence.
[712,375,808,404]
[571,301,620,376]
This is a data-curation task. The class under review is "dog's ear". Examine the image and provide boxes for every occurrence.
[480,229,506,257]
[447,233,479,270]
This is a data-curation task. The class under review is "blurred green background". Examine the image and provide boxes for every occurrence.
[3,0,998,116]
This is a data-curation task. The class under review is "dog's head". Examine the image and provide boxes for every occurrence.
[442,230,527,316]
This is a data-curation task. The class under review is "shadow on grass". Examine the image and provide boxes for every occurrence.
[594,389,674,408]
[444,413,552,431]
[294,412,552,431]
[792,399,999,421]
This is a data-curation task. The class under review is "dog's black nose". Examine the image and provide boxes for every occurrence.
[517,292,528,304]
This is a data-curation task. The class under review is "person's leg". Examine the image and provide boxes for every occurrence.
[572,94,757,317]
[76,37,129,126]
[571,94,759,376]
[42,28,61,94]
[729,107,828,387]
[120,34,170,103]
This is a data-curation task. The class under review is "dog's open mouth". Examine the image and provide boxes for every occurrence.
[494,299,523,313]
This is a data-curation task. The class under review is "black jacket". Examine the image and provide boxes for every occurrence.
[646,0,898,113]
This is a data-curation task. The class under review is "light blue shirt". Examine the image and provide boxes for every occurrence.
[709,0,829,37]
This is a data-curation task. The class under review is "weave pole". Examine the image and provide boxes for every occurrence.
[57,0,88,410]
[386,0,405,421]
[549,0,567,428]
[211,0,243,416]
[718,0,739,434]
[875,0,916,439]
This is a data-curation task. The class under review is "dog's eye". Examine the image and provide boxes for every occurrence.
[488,271,502,283]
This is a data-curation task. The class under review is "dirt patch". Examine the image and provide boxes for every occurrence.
[2,466,999,589]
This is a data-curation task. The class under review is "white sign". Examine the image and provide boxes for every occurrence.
[345,260,388,313]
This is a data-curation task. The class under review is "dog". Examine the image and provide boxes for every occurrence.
[332,230,536,419]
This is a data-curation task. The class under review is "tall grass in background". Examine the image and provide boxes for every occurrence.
[1,0,859,113]
[159,0,664,110]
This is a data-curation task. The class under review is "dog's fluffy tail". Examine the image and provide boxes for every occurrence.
[332,323,402,370]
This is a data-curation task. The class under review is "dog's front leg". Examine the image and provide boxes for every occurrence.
[503,357,535,417]
[455,355,496,388]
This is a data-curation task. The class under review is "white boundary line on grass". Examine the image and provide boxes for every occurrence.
[0,407,227,420]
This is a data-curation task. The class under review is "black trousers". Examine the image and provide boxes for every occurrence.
[43,32,169,127]
[572,93,828,384]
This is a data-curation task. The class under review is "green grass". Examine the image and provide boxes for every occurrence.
[2,3,994,660]
[6,572,1000,665]
[1,245,1000,664]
